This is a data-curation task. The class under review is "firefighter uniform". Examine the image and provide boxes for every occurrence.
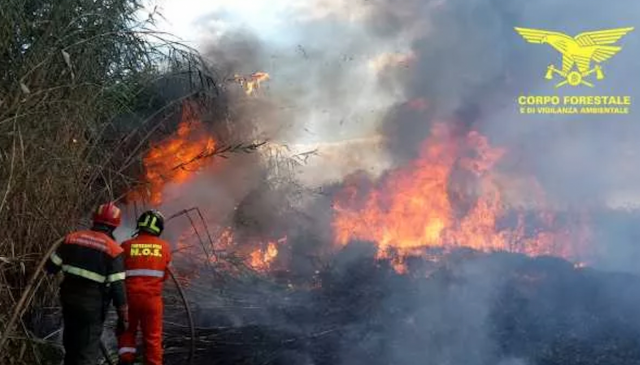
[118,210,171,365]
[46,203,127,365]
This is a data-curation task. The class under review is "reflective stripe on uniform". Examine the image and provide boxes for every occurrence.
[107,272,126,282]
[50,252,63,266]
[118,347,136,355]
[62,265,106,283]
[126,269,165,278]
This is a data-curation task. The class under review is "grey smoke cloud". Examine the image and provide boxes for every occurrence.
[134,2,640,365]
[353,0,640,271]
[194,8,408,181]
[149,0,640,272]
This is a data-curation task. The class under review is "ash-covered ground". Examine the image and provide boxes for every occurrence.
[163,238,640,365]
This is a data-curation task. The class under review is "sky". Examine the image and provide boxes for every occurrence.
[143,0,322,45]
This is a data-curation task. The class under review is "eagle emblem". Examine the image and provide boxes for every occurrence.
[514,27,634,87]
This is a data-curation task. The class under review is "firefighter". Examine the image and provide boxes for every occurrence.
[45,202,128,365]
[117,209,172,365]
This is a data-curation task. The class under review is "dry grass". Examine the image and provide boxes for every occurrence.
[0,0,222,362]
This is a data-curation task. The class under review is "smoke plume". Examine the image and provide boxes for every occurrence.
[189,0,640,271]
[134,0,640,364]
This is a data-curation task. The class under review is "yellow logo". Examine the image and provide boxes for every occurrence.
[130,243,162,257]
[514,27,634,88]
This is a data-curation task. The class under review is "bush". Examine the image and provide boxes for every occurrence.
[0,0,219,362]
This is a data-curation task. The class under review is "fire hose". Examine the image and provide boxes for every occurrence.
[100,208,199,364]
[166,267,196,365]
[99,267,195,365]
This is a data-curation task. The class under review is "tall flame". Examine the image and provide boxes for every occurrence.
[333,122,590,271]
[129,102,216,205]
[128,88,281,272]
[129,87,591,276]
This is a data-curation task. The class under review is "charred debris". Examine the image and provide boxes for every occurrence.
[160,240,640,365]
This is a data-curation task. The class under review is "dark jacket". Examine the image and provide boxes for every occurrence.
[45,226,127,310]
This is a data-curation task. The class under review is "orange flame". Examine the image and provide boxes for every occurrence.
[128,103,216,205]
[128,98,287,275]
[234,72,270,95]
[248,235,286,271]
[249,242,279,271]
[333,123,457,252]
[174,224,285,273]
[333,122,590,272]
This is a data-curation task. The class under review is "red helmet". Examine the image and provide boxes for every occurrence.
[92,202,122,227]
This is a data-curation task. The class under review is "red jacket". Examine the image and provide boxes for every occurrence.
[121,232,172,297]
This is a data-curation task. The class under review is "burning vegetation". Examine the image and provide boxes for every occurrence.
[126,92,287,273]
[333,121,591,272]
[132,93,592,276]
[130,80,633,365]
[129,103,217,205]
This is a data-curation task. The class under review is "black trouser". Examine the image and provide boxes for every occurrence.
[61,286,108,365]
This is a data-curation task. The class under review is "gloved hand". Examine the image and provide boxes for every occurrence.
[116,305,128,336]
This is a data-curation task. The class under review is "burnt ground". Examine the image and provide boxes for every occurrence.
[162,242,640,365]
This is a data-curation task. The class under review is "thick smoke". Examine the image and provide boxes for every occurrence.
[358,0,640,207]
[142,1,640,364]
[193,0,640,209]
[196,7,405,176]
[273,0,640,269]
